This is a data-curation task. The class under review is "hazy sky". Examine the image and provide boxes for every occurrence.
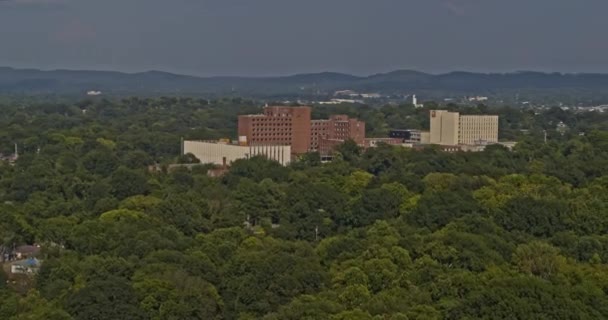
[1,0,607,76]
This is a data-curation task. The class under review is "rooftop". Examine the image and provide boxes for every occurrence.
[15,245,41,255]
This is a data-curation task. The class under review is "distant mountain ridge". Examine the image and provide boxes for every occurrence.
[2,67,608,98]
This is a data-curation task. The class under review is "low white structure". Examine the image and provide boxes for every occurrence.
[318,99,364,105]
[11,258,41,274]
[360,93,381,99]
[468,96,489,102]
[460,141,518,152]
[183,141,292,166]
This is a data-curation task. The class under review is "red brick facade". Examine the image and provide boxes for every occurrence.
[238,106,311,155]
[238,107,365,156]
[312,115,365,155]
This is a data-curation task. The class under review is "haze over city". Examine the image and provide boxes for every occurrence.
[2,1,608,319]
[1,0,608,76]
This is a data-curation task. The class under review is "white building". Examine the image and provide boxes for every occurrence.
[459,115,499,145]
[430,110,499,146]
[430,110,460,145]
[360,93,382,99]
[468,96,489,102]
[183,141,292,166]
[11,258,41,274]
[318,99,364,105]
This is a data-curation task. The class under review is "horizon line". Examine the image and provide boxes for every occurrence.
[1,66,607,78]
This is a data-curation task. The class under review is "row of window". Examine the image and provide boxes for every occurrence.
[252,138,293,142]
[253,133,292,137]
[252,124,292,128]
[259,113,293,118]
[253,128,292,132]
[461,133,496,136]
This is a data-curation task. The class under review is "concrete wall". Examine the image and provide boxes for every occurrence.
[184,141,292,166]
[441,112,460,145]
[430,110,459,146]
[430,110,443,144]
[420,131,431,144]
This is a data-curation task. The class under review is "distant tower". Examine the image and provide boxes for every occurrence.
[412,94,423,108]
[14,143,18,158]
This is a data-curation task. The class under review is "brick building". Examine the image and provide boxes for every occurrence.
[238,106,311,155]
[238,106,365,157]
[312,115,365,155]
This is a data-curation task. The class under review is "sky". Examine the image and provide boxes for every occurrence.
[1,0,607,76]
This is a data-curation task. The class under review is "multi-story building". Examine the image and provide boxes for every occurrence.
[238,106,365,156]
[311,115,365,154]
[430,110,498,146]
[459,115,499,145]
[237,106,311,155]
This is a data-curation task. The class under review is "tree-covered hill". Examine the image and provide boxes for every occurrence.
[4,67,608,102]
[0,97,607,319]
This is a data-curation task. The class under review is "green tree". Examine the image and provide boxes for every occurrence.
[110,167,150,200]
[66,277,147,320]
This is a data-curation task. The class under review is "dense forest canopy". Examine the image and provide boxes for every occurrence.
[0,97,607,319]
